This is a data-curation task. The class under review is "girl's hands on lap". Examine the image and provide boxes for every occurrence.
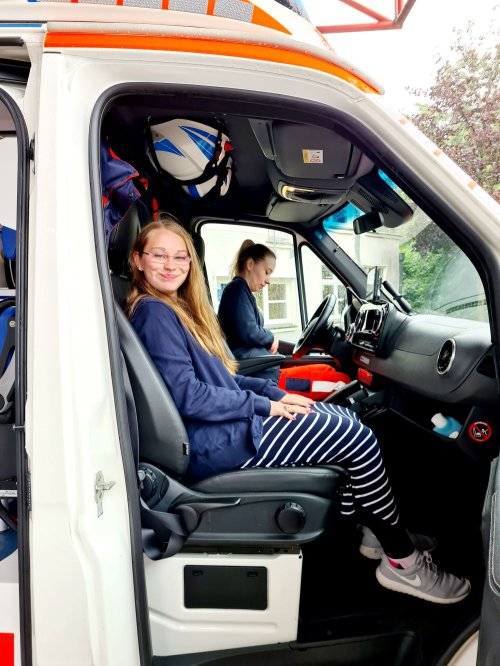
[280,393,315,409]
[269,394,315,420]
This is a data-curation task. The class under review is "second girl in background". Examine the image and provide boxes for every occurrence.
[218,240,280,381]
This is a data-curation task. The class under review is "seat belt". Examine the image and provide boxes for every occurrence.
[120,352,187,560]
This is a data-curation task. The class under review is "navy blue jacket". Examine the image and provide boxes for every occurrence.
[131,298,286,480]
[218,276,274,354]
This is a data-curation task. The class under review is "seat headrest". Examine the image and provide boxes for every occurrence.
[108,203,141,277]
[116,306,190,477]
[191,230,205,266]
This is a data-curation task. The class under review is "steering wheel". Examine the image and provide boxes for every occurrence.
[293,294,337,359]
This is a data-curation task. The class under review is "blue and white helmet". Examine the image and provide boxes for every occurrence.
[150,119,233,199]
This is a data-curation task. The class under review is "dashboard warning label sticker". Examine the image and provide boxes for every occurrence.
[302,149,323,164]
[468,421,492,442]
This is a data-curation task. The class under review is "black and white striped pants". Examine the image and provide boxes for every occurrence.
[242,402,399,526]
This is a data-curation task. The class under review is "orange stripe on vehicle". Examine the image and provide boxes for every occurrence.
[44,33,380,94]
[251,6,289,33]
[206,0,215,15]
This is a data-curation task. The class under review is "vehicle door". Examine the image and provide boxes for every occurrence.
[478,459,500,662]
[0,80,30,666]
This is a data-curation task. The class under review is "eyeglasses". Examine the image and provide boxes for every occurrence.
[142,251,191,266]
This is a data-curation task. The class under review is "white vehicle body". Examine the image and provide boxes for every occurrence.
[0,2,499,665]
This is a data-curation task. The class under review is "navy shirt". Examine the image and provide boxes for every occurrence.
[218,276,274,354]
[131,297,286,480]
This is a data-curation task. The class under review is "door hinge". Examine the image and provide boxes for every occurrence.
[94,471,116,518]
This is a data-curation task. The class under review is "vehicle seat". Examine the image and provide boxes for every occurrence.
[108,203,141,307]
[0,300,15,422]
[107,208,347,555]
[117,306,346,553]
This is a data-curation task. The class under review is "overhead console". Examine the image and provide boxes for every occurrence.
[250,119,372,207]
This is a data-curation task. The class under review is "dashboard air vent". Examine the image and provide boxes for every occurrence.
[437,339,456,375]
[477,355,496,379]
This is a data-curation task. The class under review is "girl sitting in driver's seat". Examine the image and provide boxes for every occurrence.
[218,240,281,381]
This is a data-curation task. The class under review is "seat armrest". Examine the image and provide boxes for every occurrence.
[278,340,294,354]
[237,354,285,376]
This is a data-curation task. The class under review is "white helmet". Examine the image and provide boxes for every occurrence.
[150,119,233,199]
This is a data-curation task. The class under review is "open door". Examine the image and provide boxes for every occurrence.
[0,85,31,665]
[478,457,500,663]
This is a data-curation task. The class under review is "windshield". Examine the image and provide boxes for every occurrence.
[322,174,488,323]
[273,0,311,20]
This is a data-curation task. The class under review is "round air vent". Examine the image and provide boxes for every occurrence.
[437,339,456,375]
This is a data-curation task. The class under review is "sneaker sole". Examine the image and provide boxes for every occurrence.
[375,567,471,604]
[359,544,383,560]
[360,538,437,561]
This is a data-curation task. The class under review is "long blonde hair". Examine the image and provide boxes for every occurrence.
[125,215,238,374]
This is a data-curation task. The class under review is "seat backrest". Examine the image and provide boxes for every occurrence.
[116,306,190,478]
[191,229,205,266]
[108,203,141,307]
[0,299,15,422]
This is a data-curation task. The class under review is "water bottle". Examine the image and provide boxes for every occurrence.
[431,413,462,439]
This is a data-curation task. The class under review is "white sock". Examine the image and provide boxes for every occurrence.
[387,549,418,569]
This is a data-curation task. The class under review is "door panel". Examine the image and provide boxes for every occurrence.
[0,85,29,666]
[478,457,500,664]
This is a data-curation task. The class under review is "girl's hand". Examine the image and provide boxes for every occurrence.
[269,337,279,354]
[269,399,312,420]
[280,393,315,410]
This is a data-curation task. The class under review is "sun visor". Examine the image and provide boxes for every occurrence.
[272,122,356,179]
[250,120,367,203]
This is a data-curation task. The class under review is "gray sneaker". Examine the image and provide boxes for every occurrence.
[359,526,437,560]
[376,551,470,604]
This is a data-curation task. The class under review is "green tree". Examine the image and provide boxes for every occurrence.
[409,13,500,203]
[401,241,446,312]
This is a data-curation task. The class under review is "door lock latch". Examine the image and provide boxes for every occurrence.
[94,471,116,517]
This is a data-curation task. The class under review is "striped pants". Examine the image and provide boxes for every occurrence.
[242,402,400,526]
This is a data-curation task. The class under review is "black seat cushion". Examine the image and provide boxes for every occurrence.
[190,466,346,498]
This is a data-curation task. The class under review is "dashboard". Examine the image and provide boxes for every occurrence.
[346,301,497,405]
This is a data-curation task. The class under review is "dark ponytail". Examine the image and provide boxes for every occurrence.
[232,239,276,277]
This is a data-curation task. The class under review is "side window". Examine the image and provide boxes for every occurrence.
[201,223,303,342]
[0,97,20,559]
[0,131,17,289]
[301,245,347,326]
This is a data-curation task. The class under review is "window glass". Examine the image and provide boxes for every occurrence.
[201,223,303,342]
[322,172,488,322]
[0,96,19,546]
[0,127,17,290]
[301,245,347,326]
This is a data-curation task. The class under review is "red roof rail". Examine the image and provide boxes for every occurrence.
[316,0,417,34]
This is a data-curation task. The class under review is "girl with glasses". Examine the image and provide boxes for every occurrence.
[126,215,470,605]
